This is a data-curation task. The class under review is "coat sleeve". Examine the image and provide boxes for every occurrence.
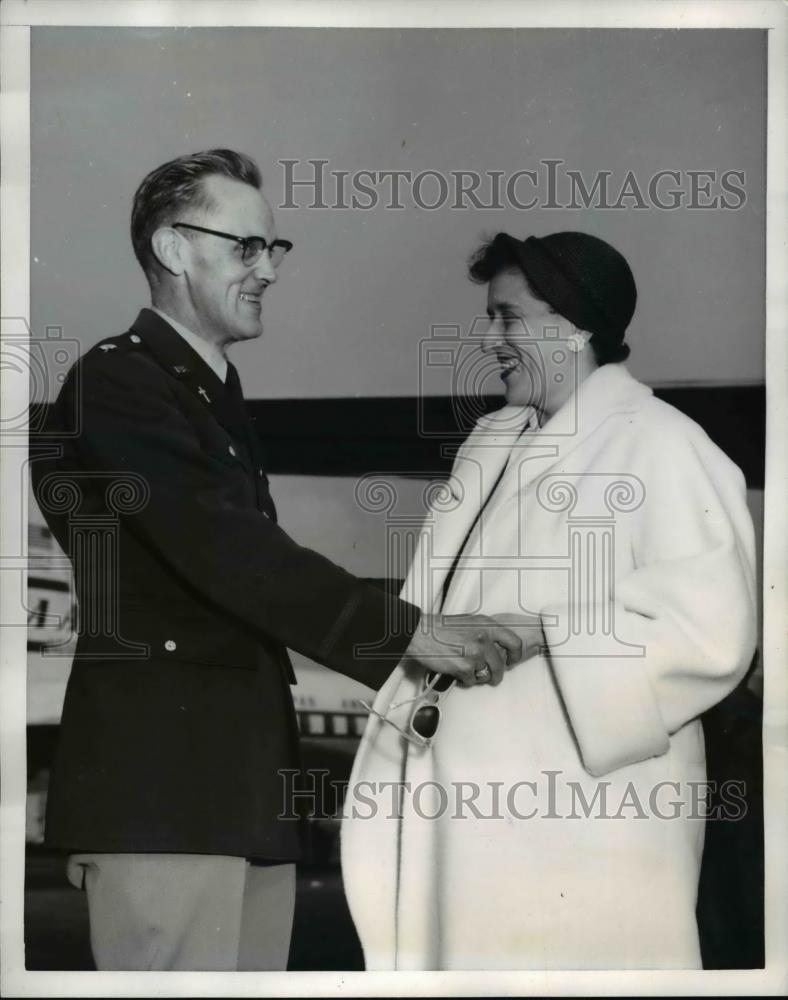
[41,352,419,689]
[540,415,757,777]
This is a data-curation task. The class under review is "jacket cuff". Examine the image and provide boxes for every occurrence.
[320,582,421,691]
[541,602,670,777]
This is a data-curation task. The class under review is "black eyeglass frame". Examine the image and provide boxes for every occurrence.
[172,222,293,266]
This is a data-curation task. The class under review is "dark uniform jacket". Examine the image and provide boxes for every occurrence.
[32,308,419,860]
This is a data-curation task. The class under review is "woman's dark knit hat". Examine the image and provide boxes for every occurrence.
[478,231,637,344]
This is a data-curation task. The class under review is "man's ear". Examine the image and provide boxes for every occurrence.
[150,227,186,276]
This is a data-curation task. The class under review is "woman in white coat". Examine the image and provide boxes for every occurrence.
[341,231,757,971]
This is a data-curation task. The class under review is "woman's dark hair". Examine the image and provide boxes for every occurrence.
[468,232,634,366]
[131,149,262,280]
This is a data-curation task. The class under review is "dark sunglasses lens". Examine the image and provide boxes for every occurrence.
[425,670,453,693]
[412,704,440,739]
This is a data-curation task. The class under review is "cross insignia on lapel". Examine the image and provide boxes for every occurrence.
[99,344,117,352]
[173,365,189,375]
[197,386,211,404]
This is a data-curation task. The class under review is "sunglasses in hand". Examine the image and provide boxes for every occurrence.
[360,670,455,749]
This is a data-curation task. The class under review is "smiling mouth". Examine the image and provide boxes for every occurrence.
[240,291,263,307]
[497,355,522,379]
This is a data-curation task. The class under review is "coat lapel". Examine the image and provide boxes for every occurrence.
[405,366,654,613]
[493,363,654,504]
[404,404,537,612]
[129,309,255,474]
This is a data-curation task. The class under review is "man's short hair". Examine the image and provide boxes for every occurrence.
[131,149,262,279]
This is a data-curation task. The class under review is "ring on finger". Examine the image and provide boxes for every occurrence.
[474,663,492,683]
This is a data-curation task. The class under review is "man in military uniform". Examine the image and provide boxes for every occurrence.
[32,149,521,970]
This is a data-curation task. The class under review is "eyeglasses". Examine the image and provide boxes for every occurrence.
[173,222,293,267]
[360,670,455,749]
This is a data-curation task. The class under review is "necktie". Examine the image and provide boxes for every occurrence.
[225,364,278,523]
[224,361,245,413]
[223,363,255,451]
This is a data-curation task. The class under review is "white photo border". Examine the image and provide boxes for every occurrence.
[1,1,786,996]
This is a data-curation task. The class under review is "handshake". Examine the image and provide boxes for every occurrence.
[403,612,544,687]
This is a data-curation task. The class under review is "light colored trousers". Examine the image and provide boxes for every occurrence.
[67,853,296,971]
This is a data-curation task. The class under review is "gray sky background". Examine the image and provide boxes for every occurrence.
[30,27,766,398]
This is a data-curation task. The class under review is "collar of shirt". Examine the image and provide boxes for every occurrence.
[151,307,228,383]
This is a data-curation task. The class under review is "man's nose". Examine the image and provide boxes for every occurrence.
[253,252,277,284]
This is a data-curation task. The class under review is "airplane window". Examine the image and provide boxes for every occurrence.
[308,713,326,735]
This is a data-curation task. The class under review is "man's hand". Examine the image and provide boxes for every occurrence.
[404,613,525,687]
[489,612,545,666]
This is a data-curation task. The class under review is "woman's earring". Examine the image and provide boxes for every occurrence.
[566,330,589,354]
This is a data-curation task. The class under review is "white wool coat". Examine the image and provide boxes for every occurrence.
[341,364,757,971]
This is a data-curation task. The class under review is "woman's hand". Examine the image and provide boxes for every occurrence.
[490,612,545,668]
[405,613,523,687]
